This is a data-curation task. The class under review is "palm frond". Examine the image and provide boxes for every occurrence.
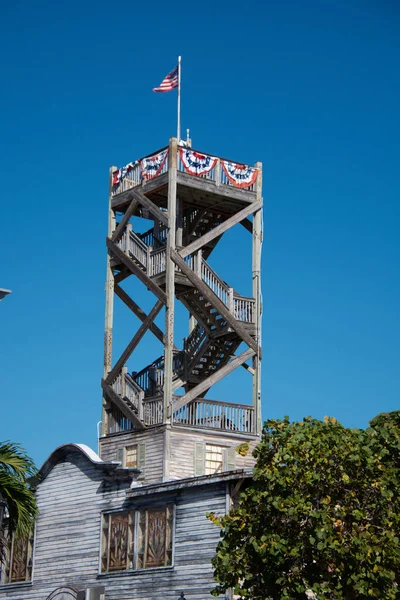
[0,442,37,480]
[0,471,37,537]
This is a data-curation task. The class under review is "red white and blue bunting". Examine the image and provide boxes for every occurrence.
[112,162,136,186]
[179,148,218,176]
[140,149,169,180]
[222,161,258,189]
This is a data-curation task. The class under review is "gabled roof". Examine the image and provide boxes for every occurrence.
[31,443,140,485]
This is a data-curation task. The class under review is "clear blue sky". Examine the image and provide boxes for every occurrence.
[0,0,399,467]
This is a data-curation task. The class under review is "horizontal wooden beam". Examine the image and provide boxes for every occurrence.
[180,199,262,259]
[171,249,260,356]
[111,197,139,243]
[172,348,255,411]
[106,237,167,304]
[114,284,164,344]
[129,188,169,227]
[101,379,145,430]
[106,300,163,384]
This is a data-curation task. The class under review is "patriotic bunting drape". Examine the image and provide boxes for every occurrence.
[179,148,218,176]
[112,162,136,186]
[140,149,169,180]
[112,151,258,190]
[112,150,169,186]
[222,161,258,189]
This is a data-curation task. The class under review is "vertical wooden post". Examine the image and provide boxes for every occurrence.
[252,161,262,435]
[102,166,117,436]
[176,197,183,247]
[163,138,178,425]
[121,366,128,399]
[126,222,132,254]
[228,288,234,314]
[215,158,221,186]
[195,249,202,278]
[154,217,160,246]
[189,250,202,334]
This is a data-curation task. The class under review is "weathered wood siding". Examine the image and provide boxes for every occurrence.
[169,428,258,480]
[99,426,258,484]
[99,427,165,483]
[0,449,228,600]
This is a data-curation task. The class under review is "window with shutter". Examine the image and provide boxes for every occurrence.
[224,446,236,471]
[138,442,146,469]
[205,444,224,475]
[125,445,138,467]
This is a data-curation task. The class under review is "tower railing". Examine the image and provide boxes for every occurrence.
[111,146,258,197]
[172,398,254,433]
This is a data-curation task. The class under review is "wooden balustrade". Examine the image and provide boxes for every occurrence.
[173,398,254,433]
[142,398,164,426]
[139,226,167,248]
[126,229,148,268]
[149,247,166,276]
[133,356,165,397]
[106,405,135,434]
[200,259,229,305]
[111,145,258,196]
[111,369,144,415]
[233,295,255,324]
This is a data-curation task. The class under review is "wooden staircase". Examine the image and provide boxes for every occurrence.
[103,167,261,435]
[105,216,256,424]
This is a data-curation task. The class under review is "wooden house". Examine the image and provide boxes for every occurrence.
[0,139,262,600]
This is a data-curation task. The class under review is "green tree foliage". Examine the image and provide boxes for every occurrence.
[0,442,37,554]
[209,413,400,599]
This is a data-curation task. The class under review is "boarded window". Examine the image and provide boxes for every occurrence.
[125,445,138,467]
[0,532,33,584]
[101,505,174,573]
[205,444,224,475]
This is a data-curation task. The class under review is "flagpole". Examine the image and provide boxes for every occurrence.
[177,56,181,142]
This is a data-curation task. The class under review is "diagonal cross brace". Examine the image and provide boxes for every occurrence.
[172,347,256,412]
[128,188,169,227]
[101,379,145,430]
[179,199,262,259]
[114,284,165,345]
[106,237,167,304]
[106,299,163,385]
[111,197,139,243]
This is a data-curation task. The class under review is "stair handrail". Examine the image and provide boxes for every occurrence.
[132,349,187,398]
[200,256,231,305]
[129,229,148,253]
[139,226,167,249]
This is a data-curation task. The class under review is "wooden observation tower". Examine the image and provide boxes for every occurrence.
[100,137,262,477]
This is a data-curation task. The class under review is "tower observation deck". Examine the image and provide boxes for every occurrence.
[101,137,262,447]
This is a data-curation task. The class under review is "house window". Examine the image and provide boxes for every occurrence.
[115,442,145,469]
[205,444,224,475]
[0,532,33,584]
[125,445,138,468]
[101,505,174,573]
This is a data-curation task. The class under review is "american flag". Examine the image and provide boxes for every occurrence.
[153,65,179,93]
